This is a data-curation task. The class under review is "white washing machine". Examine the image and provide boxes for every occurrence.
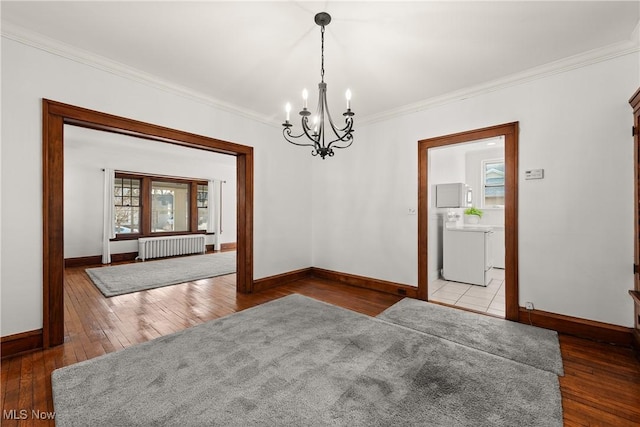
[442,224,494,286]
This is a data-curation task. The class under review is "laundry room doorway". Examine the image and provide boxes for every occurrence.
[417,123,519,321]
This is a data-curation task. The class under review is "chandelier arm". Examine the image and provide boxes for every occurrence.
[282,127,319,148]
[327,135,354,149]
[300,117,320,148]
[301,115,312,132]
[334,117,355,134]
[324,132,354,149]
[323,106,354,149]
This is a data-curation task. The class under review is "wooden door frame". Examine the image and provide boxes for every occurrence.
[418,122,519,321]
[629,88,640,349]
[42,99,254,348]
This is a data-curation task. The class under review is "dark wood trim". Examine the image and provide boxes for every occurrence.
[42,102,64,347]
[64,252,139,268]
[417,138,428,301]
[190,181,199,232]
[418,122,519,320]
[221,242,237,251]
[629,87,640,113]
[633,290,640,355]
[141,175,151,235]
[64,255,102,268]
[43,99,254,348]
[205,242,237,252]
[310,267,418,298]
[236,151,254,293]
[1,329,43,359]
[67,246,236,268]
[116,169,209,184]
[518,307,633,347]
[253,268,313,292]
[629,88,640,353]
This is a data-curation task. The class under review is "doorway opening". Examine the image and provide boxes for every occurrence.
[418,123,519,321]
[43,99,254,348]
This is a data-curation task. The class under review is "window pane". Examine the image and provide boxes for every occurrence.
[484,162,505,185]
[196,184,209,231]
[198,207,208,231]
[114,177,141,234]
[197,184,208,207]
[151,181,189,232]
[483,160,505,207]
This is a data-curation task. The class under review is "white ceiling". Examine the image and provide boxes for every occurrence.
[2,1,639,124]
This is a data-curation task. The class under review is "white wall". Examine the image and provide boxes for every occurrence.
[1,37,313,336]
[64,125,238,258]
[313,52,639,327]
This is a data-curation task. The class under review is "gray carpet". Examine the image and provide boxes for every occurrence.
[86,251,236,297]
[52,294,562,426]
[377,298,564,375]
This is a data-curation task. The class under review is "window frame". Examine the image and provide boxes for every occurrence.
[481,158,506,209]
[113,175,142,235]
[112,171,210,241]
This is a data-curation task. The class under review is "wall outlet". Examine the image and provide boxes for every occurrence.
[525,302,534,310]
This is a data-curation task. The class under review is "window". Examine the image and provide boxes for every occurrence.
[483,159,505,208]
[113,172,210,239]
[151,181,189,232]
[197,184,208,231]
[114,177,141,234]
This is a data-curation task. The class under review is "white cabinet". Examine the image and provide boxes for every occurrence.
[443,225,493,286]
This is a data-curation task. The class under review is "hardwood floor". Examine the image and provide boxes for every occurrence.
[2,265,639,426]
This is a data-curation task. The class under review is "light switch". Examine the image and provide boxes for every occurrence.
[407,208,416,215]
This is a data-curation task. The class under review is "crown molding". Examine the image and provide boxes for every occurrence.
[2,21,638,128]
[360,38,640,125]
[1,21,278,127]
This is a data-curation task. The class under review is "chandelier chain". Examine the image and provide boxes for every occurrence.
[320,25,325,82]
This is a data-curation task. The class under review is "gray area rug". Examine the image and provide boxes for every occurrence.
[52,294,562,426]
[377,298,564,375]
[86,251,236,297]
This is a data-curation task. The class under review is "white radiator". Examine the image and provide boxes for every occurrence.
[137,235,206,261]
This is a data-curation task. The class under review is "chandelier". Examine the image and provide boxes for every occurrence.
[282,12,355,159]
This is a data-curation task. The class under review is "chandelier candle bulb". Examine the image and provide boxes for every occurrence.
[285,103,291,122]
[302,89,308,109]
[346,89,352,109]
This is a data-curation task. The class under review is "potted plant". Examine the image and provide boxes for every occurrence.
[464,206,483,224]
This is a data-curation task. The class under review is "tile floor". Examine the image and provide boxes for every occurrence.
[428,268,505,317]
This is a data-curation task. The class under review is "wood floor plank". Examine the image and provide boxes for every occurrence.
[1,262,639,426]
